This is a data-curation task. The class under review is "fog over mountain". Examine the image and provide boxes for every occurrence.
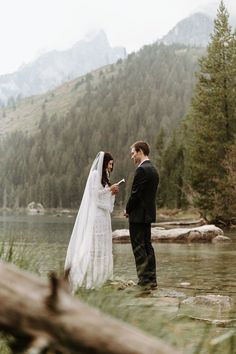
[1,3,236,104]
[0,30,126,103]
[160,4,236,47]
[160,12,213,47]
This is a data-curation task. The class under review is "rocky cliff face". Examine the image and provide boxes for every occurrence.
[0,30,126,102]
[160,12,213,47]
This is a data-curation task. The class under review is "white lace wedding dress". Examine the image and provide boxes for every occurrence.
[65,152,115,292]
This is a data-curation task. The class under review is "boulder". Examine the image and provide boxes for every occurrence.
[112,229,130,242]
[27,202,45,215]
[151,225,226,242]
[112,225,230,243]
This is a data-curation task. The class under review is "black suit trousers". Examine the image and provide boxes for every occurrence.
[129,222,157,284]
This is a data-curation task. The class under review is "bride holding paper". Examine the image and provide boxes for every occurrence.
[65,151,124,291]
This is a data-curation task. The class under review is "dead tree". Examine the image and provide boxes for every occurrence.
[0,261,182,354]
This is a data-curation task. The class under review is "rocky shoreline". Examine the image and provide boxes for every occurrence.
[109,279,235,327]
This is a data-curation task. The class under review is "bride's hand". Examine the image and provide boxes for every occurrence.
[110,184,119,195]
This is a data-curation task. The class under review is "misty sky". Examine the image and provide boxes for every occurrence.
[0,0,236,75]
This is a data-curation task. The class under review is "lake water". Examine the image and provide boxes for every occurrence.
[0,213,236,353]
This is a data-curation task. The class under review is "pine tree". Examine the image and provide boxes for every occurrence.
[185,1,236,220]
[158,132,185,208]
[212,143,236,225]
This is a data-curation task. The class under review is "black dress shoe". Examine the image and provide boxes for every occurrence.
[137,281,157,289]
[149,282,157,289]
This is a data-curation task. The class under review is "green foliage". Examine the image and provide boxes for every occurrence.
[211,142,236,224]
[184,1,236,220]
[157,130,186,208]
[0,240,40,273]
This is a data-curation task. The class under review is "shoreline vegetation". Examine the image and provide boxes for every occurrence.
[1,206,234,228]
[0,206,201,219]
[1,206,232,228]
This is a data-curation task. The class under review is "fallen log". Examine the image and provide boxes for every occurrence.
[0,261,182,354]
[153,218,206,227]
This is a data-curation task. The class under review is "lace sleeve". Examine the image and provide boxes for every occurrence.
[90,171,114,212]
[97,186,115,212]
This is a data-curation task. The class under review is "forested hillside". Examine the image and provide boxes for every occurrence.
[0,43,203,209]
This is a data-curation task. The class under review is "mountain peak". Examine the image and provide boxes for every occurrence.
[73,29,110,50]
[0,30,126,102]
[83,29,107,42]
[160,12,213,47]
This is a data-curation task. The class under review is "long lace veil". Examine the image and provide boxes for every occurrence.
[65,151,104,292]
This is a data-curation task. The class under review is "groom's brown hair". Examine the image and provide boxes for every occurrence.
[131,141,150,156]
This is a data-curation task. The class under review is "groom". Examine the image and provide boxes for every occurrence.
[125,141,159,289]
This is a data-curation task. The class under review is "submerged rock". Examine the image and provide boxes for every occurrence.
[179,294,234,320]
[112,225,230,243]
[181,294,233,310]
[212,235,231,243]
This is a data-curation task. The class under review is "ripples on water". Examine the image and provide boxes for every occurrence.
[0,213,236,353]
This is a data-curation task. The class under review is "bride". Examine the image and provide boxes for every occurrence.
[65,151,119,291]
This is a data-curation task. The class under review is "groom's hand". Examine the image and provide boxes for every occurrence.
[110,184,119,195]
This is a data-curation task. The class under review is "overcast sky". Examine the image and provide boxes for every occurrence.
[0,0,235,75]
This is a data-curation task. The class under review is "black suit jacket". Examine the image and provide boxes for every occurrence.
[126,160,159,223]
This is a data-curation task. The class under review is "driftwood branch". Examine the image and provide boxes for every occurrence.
[0,261,182,354]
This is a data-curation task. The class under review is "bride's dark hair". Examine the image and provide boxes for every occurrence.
[101,152,113,187]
